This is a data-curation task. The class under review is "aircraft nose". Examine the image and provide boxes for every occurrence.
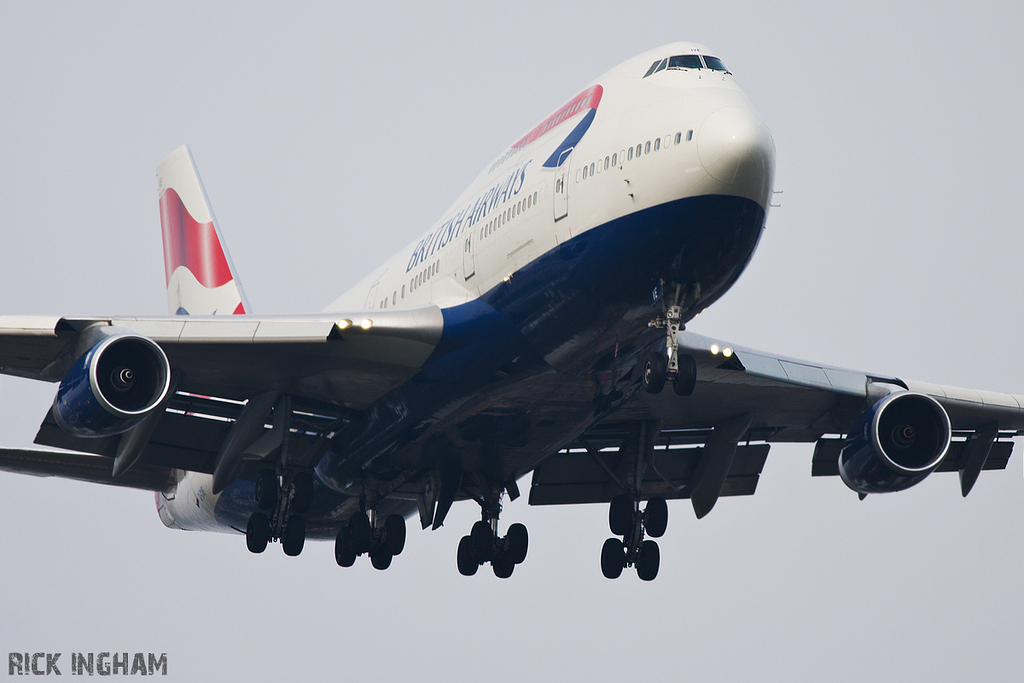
[697,106,775,193]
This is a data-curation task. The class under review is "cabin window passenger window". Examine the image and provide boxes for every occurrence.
[590,162,595,175]
[611,153,617,166]
[627,147,633,160]
[636,144,642,157]
[675,132,682,145]
[686,129,693,142]
[654,138,660,151]
[401,285,405,298]
[604,156,609,170]
[645,141,651,154]
[582,166,588,179]
[533,191,538,204]
[392,292,396,305]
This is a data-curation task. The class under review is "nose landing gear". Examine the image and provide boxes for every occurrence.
[645,282,697,396]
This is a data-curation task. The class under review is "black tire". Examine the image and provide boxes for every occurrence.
[636,539,660,581]
[457,535,478,576]
[492,555,515,579]
[291,471,314,513]
[282,515,305,557]
[470,519,494,563]
[245,512,270,554]
[506,523,528,564]
[369,547,393,570]
[608,494,633,537]
[642,351,667,394]
[601,537,625,579]
[672,354,697,396]
[383,514,407,556]
[644,497,668,538]
[254,470,277,510]
[347,512,373,556]
[334,527,356,567]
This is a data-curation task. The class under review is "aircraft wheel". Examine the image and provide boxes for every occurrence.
[334,527,356,567]
[254,470,277,510]
[347,512,373,556]
[457,536,478,576]
[383,514,407,556]
[369,546,393,570]
[644,497,668,538]
[282,515,305,557]
[672,354,697,396]
[291,471,314,513]
[470,520,494,563]
[636,539,660,581]
[642,351,667,394]
[492,555,515,579]
[506,523,529,564]
[609,494,633,537]
[601,537,625,579]
[246,512,270,554]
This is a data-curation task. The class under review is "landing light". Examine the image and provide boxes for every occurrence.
[723,347,733,358]
[359,319,373,330]
[710,344,720,355]
[337,319,352,330]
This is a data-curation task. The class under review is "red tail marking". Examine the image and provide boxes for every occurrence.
[159,187,234,288]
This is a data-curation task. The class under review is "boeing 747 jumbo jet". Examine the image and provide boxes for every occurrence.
[0,42,1018,581]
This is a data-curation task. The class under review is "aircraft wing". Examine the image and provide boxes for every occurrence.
[0,307,443,408]
[0,308,444,487]
[529,330,1021,513]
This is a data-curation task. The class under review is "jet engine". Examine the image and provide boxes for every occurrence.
[53,333,171,437]
[838,391,951,494]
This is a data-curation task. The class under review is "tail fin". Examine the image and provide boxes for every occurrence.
[156,145,250,316]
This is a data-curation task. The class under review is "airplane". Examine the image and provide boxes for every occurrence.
[1,41,1019,582]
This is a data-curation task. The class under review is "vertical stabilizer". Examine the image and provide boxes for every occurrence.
[156,146,251,316]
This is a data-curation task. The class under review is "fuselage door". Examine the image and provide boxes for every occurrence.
[553,148,573,221]
[463,233,476,280]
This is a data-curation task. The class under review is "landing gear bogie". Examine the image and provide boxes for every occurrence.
[334,512,408,571]
[602,493,669,581]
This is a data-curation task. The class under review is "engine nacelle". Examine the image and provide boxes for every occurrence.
[839,391,951,494]
[53,333,171,437]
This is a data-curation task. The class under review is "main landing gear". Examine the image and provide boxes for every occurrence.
[334,510,407,570]
[245,468,315,557]
[456,487,528,579]
[644,284,697,396]
[457,518,529,579]
[601,494,667,581]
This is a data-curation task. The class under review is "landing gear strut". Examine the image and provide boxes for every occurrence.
[645,282,697,396]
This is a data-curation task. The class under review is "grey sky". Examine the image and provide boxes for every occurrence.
[1,2,1022,680]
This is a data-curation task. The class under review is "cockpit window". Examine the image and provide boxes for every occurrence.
[646,54,731,77]
[668,55,702,70]
[643,58,667,77]
[702,56,729,72]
